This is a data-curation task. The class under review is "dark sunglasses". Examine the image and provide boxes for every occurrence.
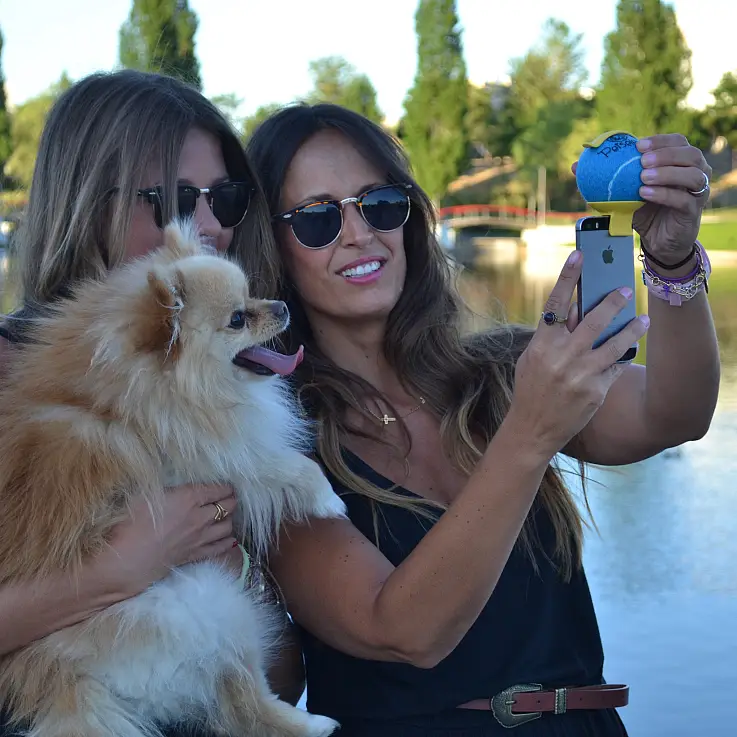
[137,181,252,229]
[273,183,413,249]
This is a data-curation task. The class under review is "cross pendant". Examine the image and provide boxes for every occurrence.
[380,414,396,426]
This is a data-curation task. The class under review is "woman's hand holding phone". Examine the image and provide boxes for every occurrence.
[506,250,650,460]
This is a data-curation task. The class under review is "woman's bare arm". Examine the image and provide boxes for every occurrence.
[0,554,136,656]
[271,416,549,670]
[0,484,239,656]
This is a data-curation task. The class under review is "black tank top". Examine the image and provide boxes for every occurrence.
[299,451,608,722]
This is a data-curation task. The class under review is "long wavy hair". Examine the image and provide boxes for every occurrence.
[9,69,275,313]
[246,103,586,578]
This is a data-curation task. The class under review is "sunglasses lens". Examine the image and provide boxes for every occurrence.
[211,182,251,228]
[176,187,199,221]
[291,203,342,249]
[361,186,410,232]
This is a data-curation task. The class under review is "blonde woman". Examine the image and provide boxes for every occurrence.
[0,70,303,736]
[246,104,720,737]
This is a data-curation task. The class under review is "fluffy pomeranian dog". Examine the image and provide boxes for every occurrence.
[0,220,346,737]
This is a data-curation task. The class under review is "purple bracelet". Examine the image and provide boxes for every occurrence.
[641,242,711,306]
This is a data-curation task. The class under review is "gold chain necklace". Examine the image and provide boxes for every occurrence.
[365,397,426,427]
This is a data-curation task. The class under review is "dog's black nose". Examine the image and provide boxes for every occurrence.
[270,301,288,319]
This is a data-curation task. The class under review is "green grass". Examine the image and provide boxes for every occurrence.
[697,219,737,250]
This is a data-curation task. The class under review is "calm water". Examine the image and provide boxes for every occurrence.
[2,247,736,735]
[458,241,737,736]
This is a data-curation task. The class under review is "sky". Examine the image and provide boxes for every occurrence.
[0,0,734,126]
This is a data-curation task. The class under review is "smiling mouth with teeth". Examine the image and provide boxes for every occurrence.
[340,260,384,278]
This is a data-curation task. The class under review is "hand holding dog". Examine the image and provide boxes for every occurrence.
[103,483,239,597]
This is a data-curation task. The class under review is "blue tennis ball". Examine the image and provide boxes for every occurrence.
[576,132,644,203]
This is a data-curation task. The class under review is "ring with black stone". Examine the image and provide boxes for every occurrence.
[542,311,566,326]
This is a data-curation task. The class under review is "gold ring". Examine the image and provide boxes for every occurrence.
[212,502,228,523]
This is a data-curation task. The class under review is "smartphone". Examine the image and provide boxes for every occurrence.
[575,216,638,363]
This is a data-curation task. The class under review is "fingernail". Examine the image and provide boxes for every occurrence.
[641,169,657,183]
[639,315,651,328]
[619,287,633,300]
[637,138,652,151]
[641,186,655,197]
[641,153,657,167]
[232,541,239,548]
[567,251,581,266]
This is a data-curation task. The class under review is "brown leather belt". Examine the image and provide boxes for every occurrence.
[459,683,630,728]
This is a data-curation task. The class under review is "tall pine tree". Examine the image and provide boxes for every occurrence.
[119,0,202,89]
[596,0,692,136]
[401,0,468,204]
[0,28,13,184]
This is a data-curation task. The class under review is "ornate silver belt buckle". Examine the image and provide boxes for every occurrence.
[490,683,543,728]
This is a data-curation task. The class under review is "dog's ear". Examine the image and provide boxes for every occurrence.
[133,266,186,359]
[160,217,203,262]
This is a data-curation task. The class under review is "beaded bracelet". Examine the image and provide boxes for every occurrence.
[640,241,711,306]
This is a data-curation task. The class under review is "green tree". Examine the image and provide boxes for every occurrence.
[681,107,714,151]
[0,28,13,183]
[401,0,469,203]
[559,110,603,177]
[701,71,737,149]
[465,82,516,158]
[506,19,587,133]
[119,0,201,89]
[242,103,285,142]
[5,73,72,188]
[304,57,382,124]
[211,92,243,131]
[501,19,592,209]
[596,0,692,136]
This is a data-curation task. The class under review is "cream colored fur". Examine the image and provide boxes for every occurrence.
[0,219,345,737]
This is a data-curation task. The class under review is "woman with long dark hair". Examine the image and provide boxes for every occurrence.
[245,103,719,736]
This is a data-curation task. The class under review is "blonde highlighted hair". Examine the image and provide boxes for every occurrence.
[13,69,276,310]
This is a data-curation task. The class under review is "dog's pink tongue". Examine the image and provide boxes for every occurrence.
[240,345,304,376]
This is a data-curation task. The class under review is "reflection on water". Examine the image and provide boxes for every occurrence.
[459,242,737,737]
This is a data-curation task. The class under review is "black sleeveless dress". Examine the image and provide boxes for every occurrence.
[297,451,629,736]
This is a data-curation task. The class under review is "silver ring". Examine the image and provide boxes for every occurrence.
[688,171,710,197]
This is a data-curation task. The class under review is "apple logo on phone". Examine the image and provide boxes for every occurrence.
[602,246,614,264]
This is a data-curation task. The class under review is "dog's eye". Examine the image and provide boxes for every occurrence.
[228,311,247,330]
